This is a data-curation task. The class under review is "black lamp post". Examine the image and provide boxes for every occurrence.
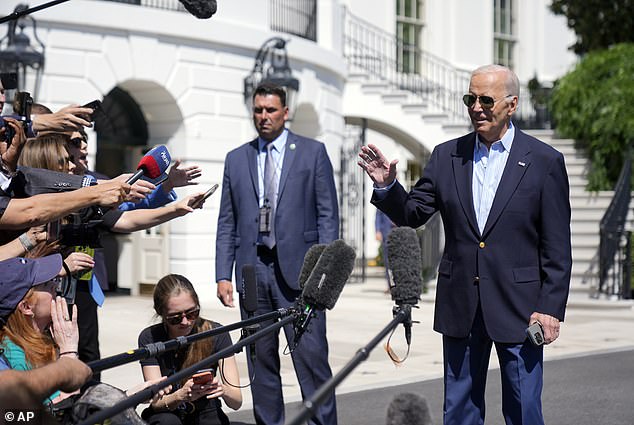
[243,37,299,119]
[0,3,45,100]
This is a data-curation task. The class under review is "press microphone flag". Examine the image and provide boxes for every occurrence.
[178,0,217,18]
[126,145,171,185]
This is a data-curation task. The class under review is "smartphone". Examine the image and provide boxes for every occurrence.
[192,184,219,208]
[526,322,544,346]
[192,369,213,385]
[81,100,102,120]
[46,220,61,243]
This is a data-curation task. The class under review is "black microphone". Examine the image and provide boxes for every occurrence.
[386,393,433,425]
[293,239,356,347]
[298,243,327,289]
[386,226,423,345]
[178,0,217,18]
[241,264,258,365]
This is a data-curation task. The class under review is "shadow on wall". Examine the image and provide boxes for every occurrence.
[290,102,321,139]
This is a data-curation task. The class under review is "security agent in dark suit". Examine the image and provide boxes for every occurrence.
[216,83,339,425]
[359,65,572,425]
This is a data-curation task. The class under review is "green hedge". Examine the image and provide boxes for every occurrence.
[550,43,634,190]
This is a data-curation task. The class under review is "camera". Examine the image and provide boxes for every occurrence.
[47,206,105,248]
[0,90,33,146]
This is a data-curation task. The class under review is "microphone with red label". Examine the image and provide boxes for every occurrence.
[126,145,171,185]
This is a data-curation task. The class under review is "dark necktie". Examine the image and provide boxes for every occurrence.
[262,142,277,249]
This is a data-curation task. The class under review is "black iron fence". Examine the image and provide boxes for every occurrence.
[270,0,317,41]
[597,156,632,299]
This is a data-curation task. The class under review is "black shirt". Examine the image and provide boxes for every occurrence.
[138,320,233,376]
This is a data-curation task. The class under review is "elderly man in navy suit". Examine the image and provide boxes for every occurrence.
[215,83,339,425]
[359,64,571,425]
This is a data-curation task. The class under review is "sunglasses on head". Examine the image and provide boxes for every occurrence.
[462,94,513,110]
[164,307,200,325]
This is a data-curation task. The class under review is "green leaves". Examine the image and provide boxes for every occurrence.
[551,43,634,190]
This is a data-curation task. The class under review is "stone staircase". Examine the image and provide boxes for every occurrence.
[526,131,623,292]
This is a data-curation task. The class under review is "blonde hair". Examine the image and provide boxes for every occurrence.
[18,133,72,173]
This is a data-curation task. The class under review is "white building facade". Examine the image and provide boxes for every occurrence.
[0,0,577,295]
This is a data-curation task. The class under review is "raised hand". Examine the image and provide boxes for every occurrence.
[357,144,399,188]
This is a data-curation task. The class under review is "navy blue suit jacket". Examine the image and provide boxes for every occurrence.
[216,131,339,291]
[374,129,572,343]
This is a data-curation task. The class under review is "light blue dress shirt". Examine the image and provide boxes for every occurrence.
[472,123,515,234]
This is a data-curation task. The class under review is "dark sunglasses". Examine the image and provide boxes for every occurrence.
[463,94,513,109]
[164,307,200,325]
[69,137,86,148]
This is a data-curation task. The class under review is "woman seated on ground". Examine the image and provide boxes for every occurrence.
[138,274,242,425]
[0,254,80,408]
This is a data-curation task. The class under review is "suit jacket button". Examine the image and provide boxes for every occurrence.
[474,276,480,282]
[479,242,485,248]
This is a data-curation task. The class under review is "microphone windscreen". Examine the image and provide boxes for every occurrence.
[241,264,258,314]
[386,226,423,305]
[137,145,171,179]
[386,393,433,425]
[298,244,327,289]
[302,239,356,310]
[178,0,217,18]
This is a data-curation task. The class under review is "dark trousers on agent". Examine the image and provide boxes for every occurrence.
[241,246,337,425]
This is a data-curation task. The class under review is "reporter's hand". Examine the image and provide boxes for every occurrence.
[32,105,93,132]
[162,159,202,192]
[63,252,95,275]
[92,180,130,207]
[50,297,79,355]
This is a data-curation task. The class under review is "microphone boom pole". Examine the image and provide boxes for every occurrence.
[88,308,289,374]
[286,305,412,425]
[79,314,297,425]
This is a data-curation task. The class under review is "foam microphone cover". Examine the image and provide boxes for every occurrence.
[298,244,327,289]
[241,264,258,314]
[178,0,217,19]
[387,226,423,305]
[386,392,433,425]
[302,239,356,310]
[137,145,171,179]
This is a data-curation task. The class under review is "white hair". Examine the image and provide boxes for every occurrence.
[472,64,520,97]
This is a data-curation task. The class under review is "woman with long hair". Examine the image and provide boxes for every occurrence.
[138,274,242,425]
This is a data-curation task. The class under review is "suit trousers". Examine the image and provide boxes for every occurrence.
[241,247,337,425]
[442,306,544,425]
